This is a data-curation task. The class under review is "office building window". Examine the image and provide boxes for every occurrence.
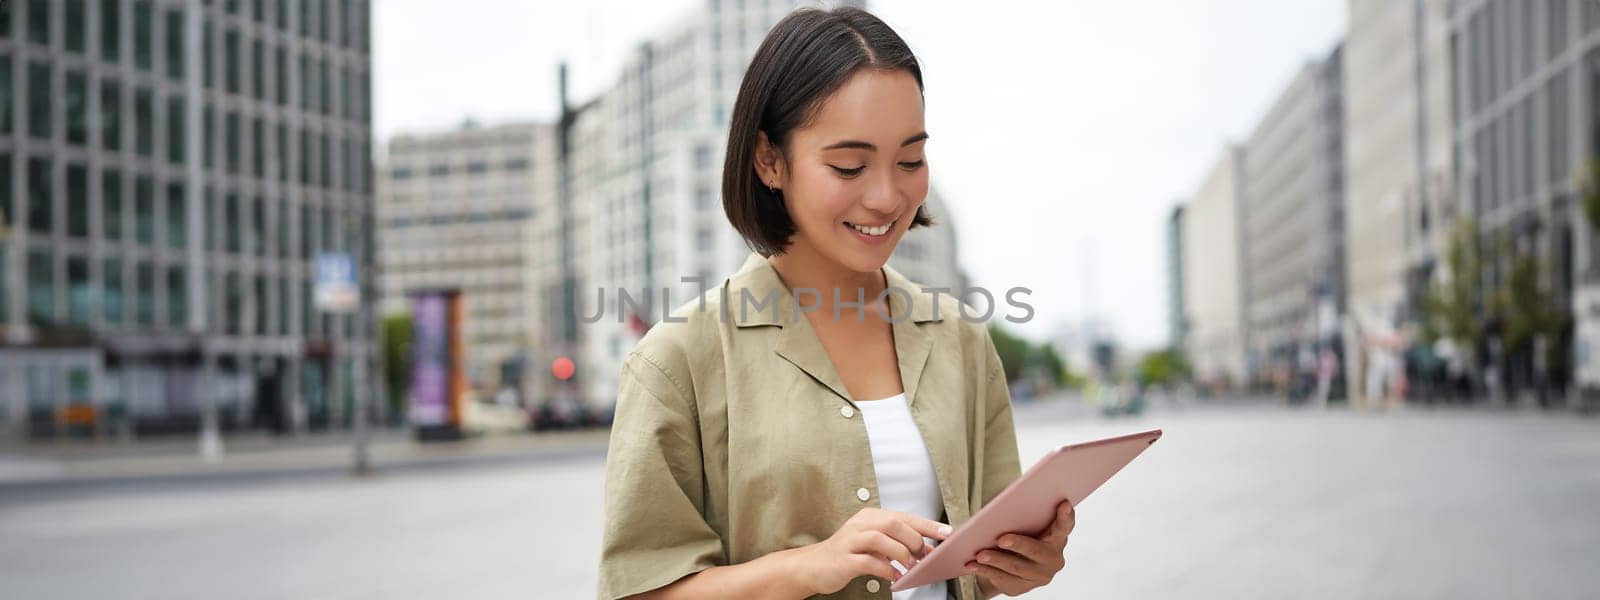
[66,0,87,53]
[66,71,88,145]
[101,0,120,62]
[203,21,212,88]
[133,1,152,71]
[27,157,50,234]
[278,124,290,182]
[252,117,265,177]
[103,169,122,240]
[134,176,155,245]
[252,40,264,101]
[301,204,313,258]
[278,200,291,259]
[1591,49,1600,157]
[0,158,8,232]
[135,263,155,326]
[27,250,54,325]
[247,196,261,254]
[67,256,90,327]
[165,9,183,79]
[103,259,124,325]
[0,53,10,135]
[168,96,185,164]
[225,112,239,173]
[26,0,48,46]
[167,267,186,328]
[166,183,185,249]
[203,106,214,169]
[224,271,242,334]
[135,88,153,156]
[276,47,288,106]
[101,80,121,151]
[67,165,88,238]
[27,61,49,139]
[225,30,239,94]
[300,55,314,111]
[225,193,240,253]
[255,274,267,334]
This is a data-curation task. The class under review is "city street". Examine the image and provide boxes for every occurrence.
[2,399,1597,599]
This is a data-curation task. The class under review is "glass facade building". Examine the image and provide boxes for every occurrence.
[0,0,375,437]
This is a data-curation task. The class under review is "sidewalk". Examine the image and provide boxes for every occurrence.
[0,427,613,491]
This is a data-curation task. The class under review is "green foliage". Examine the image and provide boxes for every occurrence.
[1420,218,1486,350]
[1489,235,1571,358]
[1136,347,1190,387]
[988,324,1079,388]
[1580,157,1600,233]
[382,313,413,405]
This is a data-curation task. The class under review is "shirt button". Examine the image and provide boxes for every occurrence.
[857,487,871,502]
[866,579,881,593]
[840,405,854,418]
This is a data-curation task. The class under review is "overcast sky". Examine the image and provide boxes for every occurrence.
[374,0,1347,350]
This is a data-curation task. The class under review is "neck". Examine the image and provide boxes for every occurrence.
[768,240,888,320]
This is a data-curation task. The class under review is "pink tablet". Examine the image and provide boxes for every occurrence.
[890,428,1162,592]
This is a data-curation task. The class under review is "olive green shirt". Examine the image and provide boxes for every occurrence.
[597,254,1022,600]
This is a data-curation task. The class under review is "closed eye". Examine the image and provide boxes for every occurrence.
[899,159,925,170]
[830,165,865,178]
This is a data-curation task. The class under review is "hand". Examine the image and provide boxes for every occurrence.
[967,501,1075,598]
[794,507,951,595]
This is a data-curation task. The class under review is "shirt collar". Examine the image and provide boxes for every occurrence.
[723,252,941,407]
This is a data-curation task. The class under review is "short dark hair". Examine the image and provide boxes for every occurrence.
[722,6,934,257]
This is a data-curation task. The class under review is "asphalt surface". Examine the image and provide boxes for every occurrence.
[1,398,1596,599]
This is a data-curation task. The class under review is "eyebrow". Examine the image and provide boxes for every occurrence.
[821,132,930,152]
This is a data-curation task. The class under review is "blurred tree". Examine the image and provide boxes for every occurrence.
[988,325,1079,388]
[1580,157,1600,232]
[1136,347,1190,387]
[382,314,413,415]
[1421,218,1488,394]
[989,324,1030,382]
[1489,234,1571,398]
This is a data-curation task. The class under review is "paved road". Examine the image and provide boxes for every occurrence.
[1,400,1596,599]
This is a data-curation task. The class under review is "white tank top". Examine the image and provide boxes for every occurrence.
[856,393,948,600]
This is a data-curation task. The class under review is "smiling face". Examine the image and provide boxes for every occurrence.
[754,68,929,274]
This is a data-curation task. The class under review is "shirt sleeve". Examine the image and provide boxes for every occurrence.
[977,331,1023,508]
[596,352,725,600]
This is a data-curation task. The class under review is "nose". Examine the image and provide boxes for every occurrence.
[861,167,899,216]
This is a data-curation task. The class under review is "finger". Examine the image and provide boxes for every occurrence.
[1041,501,1076,543]
[850,530,916,569]
[974,548,1049,581]
[996,533,1060,565]
[876,514,934,559]
[966,560,1030,593]
[849,553,901,583]
[890,511,953,542]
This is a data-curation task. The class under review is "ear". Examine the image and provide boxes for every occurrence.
[753,131,786,191]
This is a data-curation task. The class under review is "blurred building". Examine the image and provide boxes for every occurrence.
[1242,44,1345,385]
[1167,204,1186,350]
[570,0,868,407]
[1182,147,1250,388]
[0,1,376,437]
[1342,0,1455,402]
[1447,0,1599,393]
[375,122,558,396]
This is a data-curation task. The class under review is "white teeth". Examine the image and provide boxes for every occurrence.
[850,221,892,237]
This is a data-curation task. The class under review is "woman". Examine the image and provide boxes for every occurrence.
[598,7,1074,600]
